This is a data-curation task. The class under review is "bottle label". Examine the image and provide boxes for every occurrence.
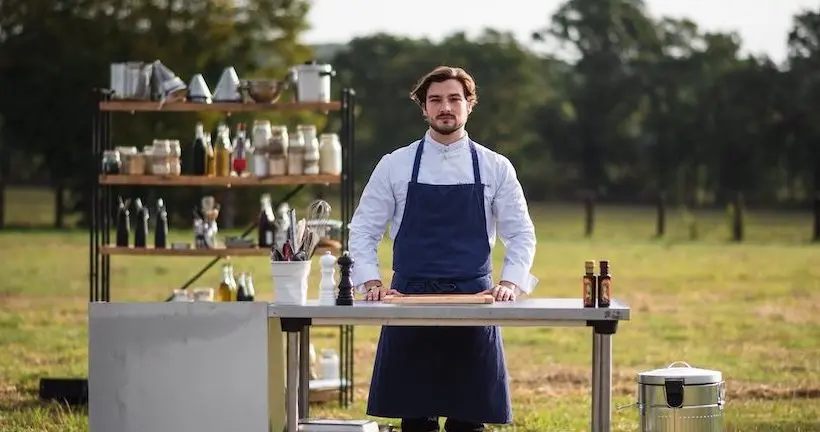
[582,276,594,306]
[600,279,611,303]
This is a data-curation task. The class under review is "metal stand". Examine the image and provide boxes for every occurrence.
[83,88,359,408]
[590,321,616,432]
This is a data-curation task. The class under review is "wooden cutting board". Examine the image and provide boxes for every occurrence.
[382,294,495,304]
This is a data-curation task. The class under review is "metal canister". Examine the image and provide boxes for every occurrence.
[637,361,725,431]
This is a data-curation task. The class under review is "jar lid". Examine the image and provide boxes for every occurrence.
[637,361,722,385]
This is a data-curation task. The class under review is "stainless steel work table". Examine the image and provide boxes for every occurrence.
[269,298,631,432]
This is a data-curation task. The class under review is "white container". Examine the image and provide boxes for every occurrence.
[270,260,312,305]
[289,61,335,103]
[318,133,342,175]
[319,349,340,380]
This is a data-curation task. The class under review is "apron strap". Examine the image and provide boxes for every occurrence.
[469,141,481,185]
[410,137,425,184]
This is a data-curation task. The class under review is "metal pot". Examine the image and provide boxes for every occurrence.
[631,361,725,432]
[288,61,335,103]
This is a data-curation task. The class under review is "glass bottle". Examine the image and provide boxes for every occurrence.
[214,123,233,177]
[217,263,237,302]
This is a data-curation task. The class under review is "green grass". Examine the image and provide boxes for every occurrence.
[1,192,819,431]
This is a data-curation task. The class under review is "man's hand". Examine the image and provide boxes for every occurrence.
[480,280,517,302]
[362,280,401,301]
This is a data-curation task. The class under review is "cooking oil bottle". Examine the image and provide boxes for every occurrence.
[217,263,237,301]
[214,123,233,176]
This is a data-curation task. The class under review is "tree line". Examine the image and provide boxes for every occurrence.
[1,0,820,228]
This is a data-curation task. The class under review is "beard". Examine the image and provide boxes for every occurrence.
[427,115,463,136]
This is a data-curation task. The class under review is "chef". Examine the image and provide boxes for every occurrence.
[348,65,538,432]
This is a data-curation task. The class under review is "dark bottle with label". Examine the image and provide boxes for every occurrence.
[598,260,611,308]
[154,198,169,249]
[188,122,208,175]
[236,273,249,301]
[133,198,150,248]
[115,197,131,247]
[258,194,276,248]
[582,260,596,308]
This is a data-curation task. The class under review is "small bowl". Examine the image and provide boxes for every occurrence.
[241,79,284,103]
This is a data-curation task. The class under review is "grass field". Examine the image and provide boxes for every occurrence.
[1,188,819,431]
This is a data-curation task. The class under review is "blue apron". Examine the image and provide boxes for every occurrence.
[366,138,512,424]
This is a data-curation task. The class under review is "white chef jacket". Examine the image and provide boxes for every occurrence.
[348,131,539,294]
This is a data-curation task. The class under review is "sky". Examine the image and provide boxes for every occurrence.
[303,0,817,64]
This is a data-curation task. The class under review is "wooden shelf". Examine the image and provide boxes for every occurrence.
[101,245,339,257]
[99,174,340,187]
[99,100,341,112]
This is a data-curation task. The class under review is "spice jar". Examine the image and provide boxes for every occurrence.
[268,125,288,176]
[287,130,305,175]
[252,120,272,177]
[151,139,171,175]
[102,150,121,174]
[299,125,320,175]
[168,140,181,175]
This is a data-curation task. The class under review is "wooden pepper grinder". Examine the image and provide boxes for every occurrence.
[335,251,354,306]
[133,198,149,248]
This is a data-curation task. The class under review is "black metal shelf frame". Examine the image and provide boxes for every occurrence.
[89,88,357,409]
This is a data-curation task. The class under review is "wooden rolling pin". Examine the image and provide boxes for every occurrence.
[382,294,495,304]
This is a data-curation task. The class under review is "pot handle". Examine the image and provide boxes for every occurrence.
[667,361,692,368]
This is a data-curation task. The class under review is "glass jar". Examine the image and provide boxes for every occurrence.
[102,150,121,174]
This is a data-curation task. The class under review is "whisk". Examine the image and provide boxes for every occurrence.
[300,199,331,258]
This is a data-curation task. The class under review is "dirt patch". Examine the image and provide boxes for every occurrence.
[754,302,820,324]
[729,382,820,401]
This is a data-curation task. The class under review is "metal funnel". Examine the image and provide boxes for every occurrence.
[213,66,242,102]
[188,74,212,103]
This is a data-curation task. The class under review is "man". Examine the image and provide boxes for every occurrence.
[348,65,538,432]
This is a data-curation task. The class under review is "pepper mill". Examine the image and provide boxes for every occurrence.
[115,197,130,247]
[335,251,354,306]
[154,198,169,249]
[133,198,149,248]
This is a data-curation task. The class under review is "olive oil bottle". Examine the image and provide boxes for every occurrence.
[217,263,237,301]
[582,260,596,308]
[214,123,232,177]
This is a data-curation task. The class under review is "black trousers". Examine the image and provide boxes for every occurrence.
[401,417,485,432]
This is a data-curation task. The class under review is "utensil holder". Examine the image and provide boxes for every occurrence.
[270,260,312,305]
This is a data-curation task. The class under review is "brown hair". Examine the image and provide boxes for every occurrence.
[409,66,478,108]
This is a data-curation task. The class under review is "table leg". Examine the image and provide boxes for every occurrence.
[299,328,310,419]
[592,332,613,432]
[592,332,600,432]
[286,331,300,432]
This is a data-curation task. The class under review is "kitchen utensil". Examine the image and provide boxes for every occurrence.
[304,231,322,258]
[188,74,212,103]
[288,61,335,103]
[213,66,242,102]
[110,62,152,100]
[304,199,331,252]
[383,294,495,304]
[288,208,298,246]
[240,79,285,103]
[282,240,295,261]
[294,218,307,252]
[151,60,187,103]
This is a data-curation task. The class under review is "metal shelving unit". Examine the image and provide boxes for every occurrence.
[88,88,357,408]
